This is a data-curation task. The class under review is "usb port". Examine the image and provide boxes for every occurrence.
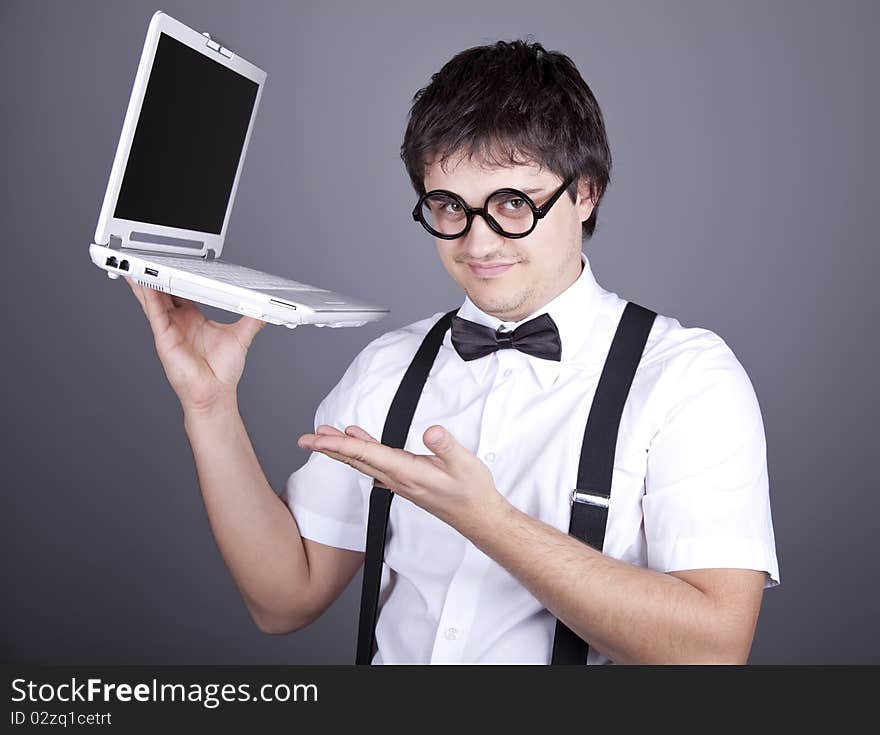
[144,267,158,277]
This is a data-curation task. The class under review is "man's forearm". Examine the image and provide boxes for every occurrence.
[183,400,311,630]
[461,495,738,664]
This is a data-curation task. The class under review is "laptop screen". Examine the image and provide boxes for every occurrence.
[114,32,259,235]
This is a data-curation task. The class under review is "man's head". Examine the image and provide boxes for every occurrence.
[401,39,612,322]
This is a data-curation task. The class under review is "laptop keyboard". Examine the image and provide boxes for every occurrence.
[148,256,324,291]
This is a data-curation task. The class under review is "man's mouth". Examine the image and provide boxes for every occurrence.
[466,262,517,278]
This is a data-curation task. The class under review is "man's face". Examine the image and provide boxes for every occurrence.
[422,151,595,322]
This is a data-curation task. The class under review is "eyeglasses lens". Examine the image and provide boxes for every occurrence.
[420,191,535,237]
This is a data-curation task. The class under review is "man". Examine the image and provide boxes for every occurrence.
[126,39,780,665]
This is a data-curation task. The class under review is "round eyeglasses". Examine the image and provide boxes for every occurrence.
[412,177,575,240]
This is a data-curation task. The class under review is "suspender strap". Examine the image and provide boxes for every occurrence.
[551,301,657,664]
[355,309,459,665]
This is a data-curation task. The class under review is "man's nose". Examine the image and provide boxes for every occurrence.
[461,211,505,256]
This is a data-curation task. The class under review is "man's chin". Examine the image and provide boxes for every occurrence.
[466,290,532,321]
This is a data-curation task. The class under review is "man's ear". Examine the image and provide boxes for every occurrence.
[575,177,596,222]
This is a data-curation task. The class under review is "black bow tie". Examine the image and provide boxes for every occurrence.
[450,312,562,362]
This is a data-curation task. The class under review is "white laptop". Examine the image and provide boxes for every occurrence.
[89,11,389,329]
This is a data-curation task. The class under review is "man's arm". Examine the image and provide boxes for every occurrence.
[124,278,363,635]
[470,337,772,664]
[462,497,765,664]
[300,423,766,663]
[183,402,364,635]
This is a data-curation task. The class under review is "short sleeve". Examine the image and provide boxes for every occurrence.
[281,345,376,553]
[642,337,781,590]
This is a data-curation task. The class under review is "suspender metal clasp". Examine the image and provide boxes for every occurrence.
[570,489,610,508]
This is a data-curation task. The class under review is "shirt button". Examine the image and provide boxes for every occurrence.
[444,627,459,641]
[485,452,496,463]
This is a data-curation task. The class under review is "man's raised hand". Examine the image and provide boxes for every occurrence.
[124,277,266,415]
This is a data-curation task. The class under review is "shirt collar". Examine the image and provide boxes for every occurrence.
[447,251,607,390]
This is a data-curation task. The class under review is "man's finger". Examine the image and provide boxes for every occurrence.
[138,281,175,336]
[230,315,267,350]
[124,277,147,313]
[310,434,382,464]
[344,425,380,443]
[125,279,185,337]
[423,425,465,463]
[311,434,413,483]
[312,446,396,489]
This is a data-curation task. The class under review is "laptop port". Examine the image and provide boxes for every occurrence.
[105,256,118,268]
[144,267,158,277]
[119,260,130,271]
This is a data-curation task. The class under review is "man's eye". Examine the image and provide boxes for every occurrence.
[497,197,525,211]
[443,202,462,213]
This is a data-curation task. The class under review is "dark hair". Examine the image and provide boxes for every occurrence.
[400,38,612,241]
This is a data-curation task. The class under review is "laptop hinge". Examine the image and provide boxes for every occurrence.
[105,234,215,260]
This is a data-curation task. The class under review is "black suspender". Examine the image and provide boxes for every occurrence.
[355,301,656,665]
[551,301,657,663]
[355,309,459,665]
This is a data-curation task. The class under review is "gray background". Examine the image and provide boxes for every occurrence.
[3,0,877,664]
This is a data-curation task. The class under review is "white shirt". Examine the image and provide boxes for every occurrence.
[283,250,781,664]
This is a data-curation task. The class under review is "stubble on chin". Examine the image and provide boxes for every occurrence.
[467,283,538,321]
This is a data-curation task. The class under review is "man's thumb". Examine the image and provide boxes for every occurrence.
[424,425,457,456]
[233,316,267,349]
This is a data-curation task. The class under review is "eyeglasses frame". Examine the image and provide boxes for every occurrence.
[411,176,576,240]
